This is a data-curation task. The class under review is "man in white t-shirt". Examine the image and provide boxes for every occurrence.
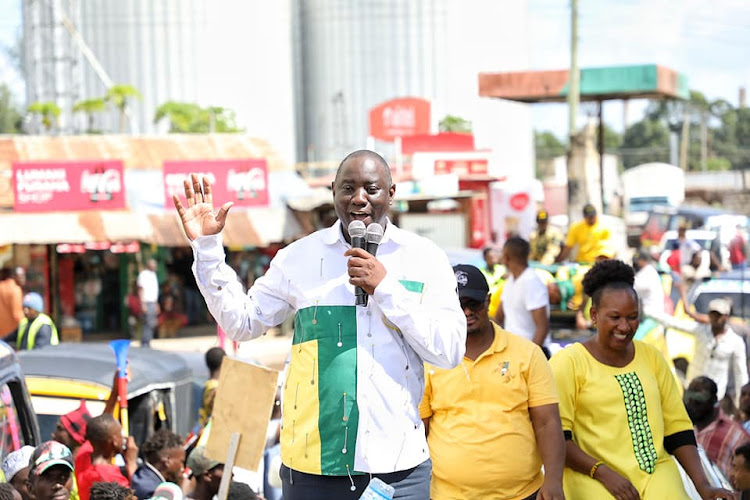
[633,249,665,316]
[137,258,160,347]
[495,237,550,347]
[678,224,702,268]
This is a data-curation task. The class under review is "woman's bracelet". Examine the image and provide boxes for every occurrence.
[589,461,605,478]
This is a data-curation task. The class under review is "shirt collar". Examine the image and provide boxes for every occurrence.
[322,218,402,246]
[145,461,166,482]
[490,322,509,353]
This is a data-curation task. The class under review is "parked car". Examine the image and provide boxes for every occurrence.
[640,205,728,249]
[19,343,194,446]
[0,341,39,466]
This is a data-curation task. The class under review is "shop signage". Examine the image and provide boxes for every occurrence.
[470,195,490,249]
[435,158,488,176]
[164,159,269,208]
[13,160,126,212]
[369,97,431,142]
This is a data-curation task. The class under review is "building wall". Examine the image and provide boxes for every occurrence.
[23,0,298,165]
[294,0,534,178]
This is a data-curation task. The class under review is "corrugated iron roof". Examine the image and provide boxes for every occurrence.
[0,135,303,247]
[0,134,290,207]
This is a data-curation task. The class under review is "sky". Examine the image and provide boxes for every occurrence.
[0,0,749,140]
[526,0,750,138]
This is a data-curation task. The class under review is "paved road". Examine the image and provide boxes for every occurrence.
[142,326,292,372]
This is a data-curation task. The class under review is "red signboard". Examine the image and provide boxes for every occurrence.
[13,160,126,212]
[470,195,490,249]
[435,158,488,176]
[164,159,269,208]
[369,97,431,142]
[401,133,475,155]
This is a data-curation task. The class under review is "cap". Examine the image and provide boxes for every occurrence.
[708,298,731,316]
[2,445,34,481]
[187,446,222,477]
[22,292,44,313]
[452,264,489,302]
[582,204,597,217]
[536,209,549,222]
[60,400,91,446]
[30,441,73,476]
[151,482,183,500]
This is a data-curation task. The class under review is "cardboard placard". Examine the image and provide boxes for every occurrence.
[205,358,279,470]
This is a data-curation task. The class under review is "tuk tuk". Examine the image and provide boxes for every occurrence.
[0,340,40,466]
[19,343,194,445]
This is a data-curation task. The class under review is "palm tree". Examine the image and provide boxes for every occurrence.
[154,101,244,133]
[73,97,106,133]
[26,101,61,132]
[154,101,203,132]
[106,84,142,133]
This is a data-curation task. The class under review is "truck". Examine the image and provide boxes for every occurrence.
[622,162,685,247]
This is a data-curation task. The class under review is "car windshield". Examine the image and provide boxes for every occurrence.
[629,197,669,213]
[693,292,750,319]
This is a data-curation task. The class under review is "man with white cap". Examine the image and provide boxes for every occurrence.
[2,446,35,500]
[2,292,59,350]
[650,297,748,406]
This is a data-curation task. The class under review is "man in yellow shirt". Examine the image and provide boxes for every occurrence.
[529,210,564,265]
[556,204,610,264]
[420,264,565,500]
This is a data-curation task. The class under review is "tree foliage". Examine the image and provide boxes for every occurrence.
[27,101,61,132]
[73,98,106,133]
[0,84,22,134]
[106,84,142,133]
[439,115,472,133]
[535,130,566,159]
[620,118,670,169]
[154,101,243,133]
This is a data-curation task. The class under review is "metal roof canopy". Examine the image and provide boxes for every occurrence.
[478,64,689,103]
[478,64,688,213]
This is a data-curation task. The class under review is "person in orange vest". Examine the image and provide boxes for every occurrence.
[3,293,59,350]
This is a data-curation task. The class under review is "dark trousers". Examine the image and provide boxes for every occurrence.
[280,459,431,500]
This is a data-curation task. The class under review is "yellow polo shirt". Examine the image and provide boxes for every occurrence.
[420,323,559,500]
[564,219,610,264]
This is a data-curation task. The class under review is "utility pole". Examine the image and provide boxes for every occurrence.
[567,0,583,222]
[568,0,579,138]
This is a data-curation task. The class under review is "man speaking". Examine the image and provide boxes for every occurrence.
[173,150,465,499]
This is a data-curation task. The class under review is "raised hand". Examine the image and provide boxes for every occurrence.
[172,173,233,241]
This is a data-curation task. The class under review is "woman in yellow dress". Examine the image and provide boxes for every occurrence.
[550,259,735,500]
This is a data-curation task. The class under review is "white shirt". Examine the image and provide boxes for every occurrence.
[634,264,665,316]
[500,267,549,343]
[679,238,702,267]
[652,313,748,403]
[136,269,159,303]
[191,220,465,475]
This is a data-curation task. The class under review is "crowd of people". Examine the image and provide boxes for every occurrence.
[0,347,267,500]
[166,150,750,499]
[4,148,750,499]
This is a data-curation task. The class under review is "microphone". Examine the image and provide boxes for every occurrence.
[348,221,367,306]
[357,223,384,307]
[365,223,384,257]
